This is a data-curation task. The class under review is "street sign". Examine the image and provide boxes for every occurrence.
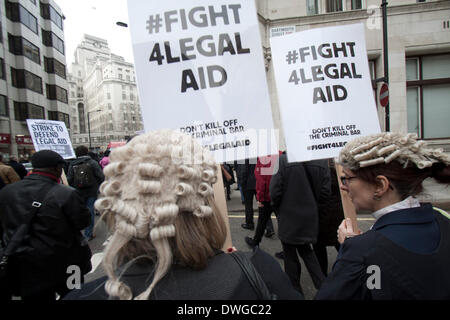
[379,83,389,107]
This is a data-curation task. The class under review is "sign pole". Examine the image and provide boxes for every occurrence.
[213,164,233,250]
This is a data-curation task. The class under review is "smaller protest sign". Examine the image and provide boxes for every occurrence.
[26,119,76,159]
[270,23,381,162]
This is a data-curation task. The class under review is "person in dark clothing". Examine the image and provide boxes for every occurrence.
[245,153,280,248]
[8,156,28,179]
[240,159,274,234]
[221,163,235,200]
[316,132,450,300]
[63,130,302,300]
[234,161,245,203]
[270,152,330,294]
[67,146,104,241]
[313,159,344,276]
[0,150,91,300]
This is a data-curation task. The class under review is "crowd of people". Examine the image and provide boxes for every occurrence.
[1,130,450,300]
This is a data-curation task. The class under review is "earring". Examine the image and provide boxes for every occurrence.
[373,194,381,201]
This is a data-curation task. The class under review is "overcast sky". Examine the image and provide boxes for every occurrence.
[55,0,134,66]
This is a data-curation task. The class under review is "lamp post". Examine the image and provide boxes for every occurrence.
[87,109,102,150]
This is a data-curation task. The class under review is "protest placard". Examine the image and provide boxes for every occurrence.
[270,23,381,162]
[127,0,278,163]
[26,119,76,159]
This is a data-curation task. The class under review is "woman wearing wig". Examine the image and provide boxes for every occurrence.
[316,132,450,300]
[65,130,301,300]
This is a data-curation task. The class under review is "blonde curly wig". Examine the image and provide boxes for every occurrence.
[95,130,226,300]
[339,132,450,170]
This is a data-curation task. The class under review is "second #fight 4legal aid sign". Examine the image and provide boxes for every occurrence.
[27,119,76,159]
[127,0,278,162]
[270,23,381,162]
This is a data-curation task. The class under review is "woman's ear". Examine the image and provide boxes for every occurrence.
[374,175,391,196]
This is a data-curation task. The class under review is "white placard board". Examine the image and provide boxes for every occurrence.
[270,23,381,162]
[26,119,76,159]
[127,0,278,162]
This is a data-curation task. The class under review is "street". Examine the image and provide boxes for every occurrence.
[85,187,376,300]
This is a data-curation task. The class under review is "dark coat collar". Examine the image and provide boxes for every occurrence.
[373,203,434,231]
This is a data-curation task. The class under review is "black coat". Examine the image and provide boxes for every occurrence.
[241,159,257,191]
[270,153,331,245]
[8,160,27,179]
[67,155,105,198]
[317,161,345,246]
[0,174,91,295]
[64,247,303,300]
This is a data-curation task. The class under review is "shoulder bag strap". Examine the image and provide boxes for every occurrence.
[2,183,55,257]
[230,251,275,300]
[433,207,450,220]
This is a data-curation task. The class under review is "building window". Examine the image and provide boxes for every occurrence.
[326,0,343,12]
[42,29,65,54]
[44,57,66,79]
[78,103,86,133]
[107,92,111,99]
[307,0,319,15]
[46,84,68,103]
[40,2,63,30]
[48,111,70,128]
[0,95,8,117]
[0,58,5,80]
[351,0,363,10]
[122,93,126,100]
[119,74,123,79]
[5,1,38,34]
[11,68,43,93]
[8,34,40,65]
[406,54,450,139]
[369,59,377,103]
[14,101,44,120]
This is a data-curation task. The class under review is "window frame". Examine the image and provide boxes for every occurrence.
[406,53,450,140]
[42,29,65,55]
[44,56,66,79]
[0,94,8,117]
[8,33,41,65]
[11,67,43,94]
[6,1,38,34]
[46,84,68,103]
[14,101,44,120]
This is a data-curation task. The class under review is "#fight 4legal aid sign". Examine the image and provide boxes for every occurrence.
[270,24,381,162]
[27,119,76,159]
[127,0,278,162]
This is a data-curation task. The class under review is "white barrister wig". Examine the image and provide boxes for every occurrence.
[339,132,450,170]
[94,130,219,300]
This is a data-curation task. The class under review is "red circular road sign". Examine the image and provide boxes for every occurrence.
[379,83,389,107]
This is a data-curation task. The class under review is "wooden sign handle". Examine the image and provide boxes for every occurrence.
[61,170,69,186]
[335,162,359,233]
[213,164,233,250]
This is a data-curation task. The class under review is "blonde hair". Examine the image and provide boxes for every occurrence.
[95,130,226,300]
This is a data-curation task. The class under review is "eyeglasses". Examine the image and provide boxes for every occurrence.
[340,176,358,186]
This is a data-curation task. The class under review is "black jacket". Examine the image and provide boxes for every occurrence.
[316,205,450,300]
[270,153,331,245]
[0,174,91,295]
[67,155,105,198]
[241,159,257,191]
[8,160,27,179]
[64,247,303,300]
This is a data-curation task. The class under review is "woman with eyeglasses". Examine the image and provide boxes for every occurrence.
[315,132,450,300]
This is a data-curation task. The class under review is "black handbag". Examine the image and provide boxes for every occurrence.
[230,250,277,300]
[0,184,54,295]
